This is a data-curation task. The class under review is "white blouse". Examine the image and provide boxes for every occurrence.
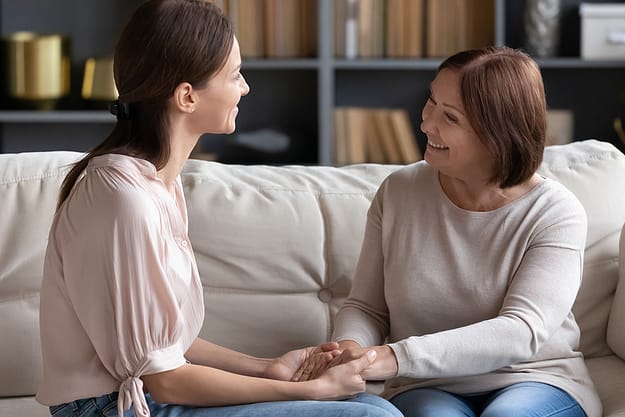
[37,154,204,417]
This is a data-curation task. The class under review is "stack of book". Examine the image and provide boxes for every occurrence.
[334,0,495,59]
[212,0,317,58]
[334,107,422,165]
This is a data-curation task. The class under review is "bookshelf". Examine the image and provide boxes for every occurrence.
[326,0,625,164]
[1,0,624,163]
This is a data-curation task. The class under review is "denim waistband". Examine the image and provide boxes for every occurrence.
[50,392,119,416]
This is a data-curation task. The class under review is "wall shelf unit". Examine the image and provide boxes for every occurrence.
[1,0,624,163]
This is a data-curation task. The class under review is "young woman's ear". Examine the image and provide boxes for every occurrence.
[173,82,196,114]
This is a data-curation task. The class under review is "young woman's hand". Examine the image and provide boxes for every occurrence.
[309,350,378,400]
[263,342,340,381]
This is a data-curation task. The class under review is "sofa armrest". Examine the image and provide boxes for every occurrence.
[607,224,625,360]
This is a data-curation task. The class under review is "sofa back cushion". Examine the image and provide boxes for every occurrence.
[0,139,624,398]
[608,225,625,360]
[183,140,625,360]
[181,161,397,357]
[538,140,625,358]
[0,151,81,397]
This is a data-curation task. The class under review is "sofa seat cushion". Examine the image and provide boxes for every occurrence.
[0,396,50,417]
[586,355,625,417]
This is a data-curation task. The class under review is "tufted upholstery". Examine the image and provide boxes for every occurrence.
[0,139,624,416]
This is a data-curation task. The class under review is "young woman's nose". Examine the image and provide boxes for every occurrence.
[240,76,250,96]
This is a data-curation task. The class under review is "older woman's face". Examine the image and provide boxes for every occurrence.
[420,68,495,183]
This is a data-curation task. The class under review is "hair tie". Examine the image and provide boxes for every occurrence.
[108,100,132,120]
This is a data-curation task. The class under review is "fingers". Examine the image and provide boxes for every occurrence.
[320,350,376,400]
[352,350,377,373]
[317,341,340,353]
[293,351,333,381]
[292,359,310,382]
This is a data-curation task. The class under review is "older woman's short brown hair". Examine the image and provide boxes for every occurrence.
[439,46,546,188]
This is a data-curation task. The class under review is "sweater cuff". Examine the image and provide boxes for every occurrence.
[387,340,413,377]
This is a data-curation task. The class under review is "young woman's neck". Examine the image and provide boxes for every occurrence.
[157,133,198,193]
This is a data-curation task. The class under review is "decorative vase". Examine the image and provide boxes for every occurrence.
[524,0,561,57]
[2,31,71,110]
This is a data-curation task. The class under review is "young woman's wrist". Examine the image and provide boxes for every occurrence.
[297,378,328,400]
[253,357,275,378]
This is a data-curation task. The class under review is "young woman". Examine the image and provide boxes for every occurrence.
[36,2,402,417]
[297,46,601,417]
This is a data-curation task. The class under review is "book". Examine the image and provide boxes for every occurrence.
[385,0,405,57]
[364,111,388,163]
[372,109,403,164]
[333,108,349,165]
[404,0,424,57]
[388,109,422,162]
[235,0,264,57]
[334,0,347,56]
[344,107,368,163]
[300,0,318,57]
[265,0,302,57]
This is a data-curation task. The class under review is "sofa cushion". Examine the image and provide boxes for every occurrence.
[181,161,398,357]
[607,224,625,360]
[586,355,625,416]
[0,396,50,417]
[0,151,81,397]
[538,140,625,358]
[0,139,623,400]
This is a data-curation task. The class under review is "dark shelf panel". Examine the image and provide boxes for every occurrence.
[0,111,115,123]
[243,59,319,70]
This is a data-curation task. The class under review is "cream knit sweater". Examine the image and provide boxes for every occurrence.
[333,161,602,417]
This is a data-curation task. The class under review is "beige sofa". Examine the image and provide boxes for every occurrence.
[1,139,624,417]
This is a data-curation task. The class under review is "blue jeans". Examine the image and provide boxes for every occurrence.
[49,392,403,417]
[390,382,586,417]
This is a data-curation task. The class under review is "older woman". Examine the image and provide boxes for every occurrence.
[300,46,601,417]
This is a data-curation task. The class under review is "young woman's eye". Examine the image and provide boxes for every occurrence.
[445,113,458,123]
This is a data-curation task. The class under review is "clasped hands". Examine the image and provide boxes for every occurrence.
[266,340,398,383]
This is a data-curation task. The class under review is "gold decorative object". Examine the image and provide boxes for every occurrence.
[2,31,70,109]
[81,56,118,102]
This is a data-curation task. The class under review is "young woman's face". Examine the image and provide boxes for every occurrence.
[420,68,494,182]
[196,37,250,134]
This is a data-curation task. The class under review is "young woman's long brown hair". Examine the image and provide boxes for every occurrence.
[57,0,234,209]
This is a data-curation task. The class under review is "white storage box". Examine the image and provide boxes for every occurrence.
[580,3,625,60]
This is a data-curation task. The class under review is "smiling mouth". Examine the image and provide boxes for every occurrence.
[428,141,449,150]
